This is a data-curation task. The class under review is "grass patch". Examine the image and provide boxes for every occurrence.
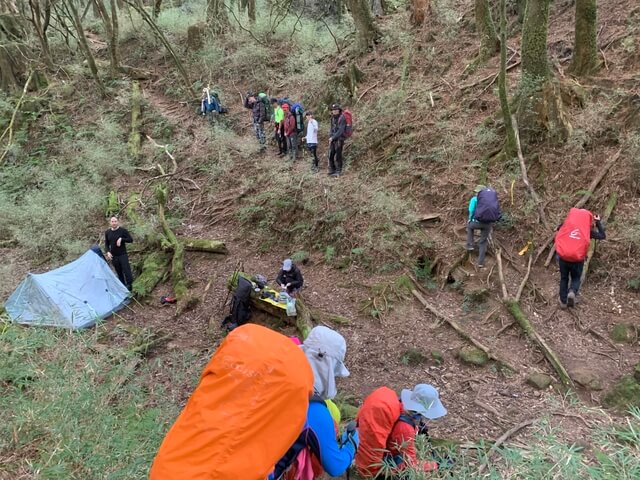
[0,320,206,479]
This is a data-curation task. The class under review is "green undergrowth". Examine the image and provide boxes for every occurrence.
[0,320,205,479]
[351,410,640,480]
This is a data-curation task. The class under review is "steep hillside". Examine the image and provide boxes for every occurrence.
[1,0,639,477]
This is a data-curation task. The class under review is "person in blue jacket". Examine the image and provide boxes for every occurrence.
[270,326,358,479]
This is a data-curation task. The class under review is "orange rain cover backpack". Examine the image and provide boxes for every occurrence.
[149,324,314,480]
[355,387,403,477]
[555,208,593,262]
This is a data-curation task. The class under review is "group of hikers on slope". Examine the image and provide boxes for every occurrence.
[244,91,353,177]
[149,323,448,479]
[466,185,606,308]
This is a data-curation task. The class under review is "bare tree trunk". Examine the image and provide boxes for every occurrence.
[475,0,499,61]
[64,0,106,96]
[498,0,516,157]
[410,0,429,26]
[0,13,26,91]
[247,0,256,23]
[27,0,54,70]
[207,0,228,33]
[92,0,119,73]
[153,0,162,19]
[569,0,599,76]
[521,0,551,84]
[346,0,380,53]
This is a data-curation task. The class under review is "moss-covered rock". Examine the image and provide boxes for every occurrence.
[431,350,444,366]
[458,346,489,366]
[610,324,636,343]
[526,372,553,390]
[604,376,640,412]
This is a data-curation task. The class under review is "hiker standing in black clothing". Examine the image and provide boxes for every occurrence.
[105,216,134,291]
[244,92,267,151]
[328,104,346,177]
[276,258,304,295]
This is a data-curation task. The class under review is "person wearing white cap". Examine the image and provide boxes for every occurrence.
[390,384,446,472]
[276,258,304,295]
[270,326,358,479]
[355,383,446,477]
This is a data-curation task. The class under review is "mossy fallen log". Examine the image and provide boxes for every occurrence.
[131,251,171,298]
[156,185,197,314]
[183,238,227,253]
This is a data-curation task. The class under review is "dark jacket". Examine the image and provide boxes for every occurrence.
[231,276,253,326]
[105,227,133,256]
[284,112,296,137]
[276,264,304,291]
[244,96,266,123]
[329,113,346,142]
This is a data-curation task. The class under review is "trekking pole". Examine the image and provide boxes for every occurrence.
[343,420,357,480]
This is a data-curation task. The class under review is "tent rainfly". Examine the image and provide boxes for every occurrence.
[5,249,130,329]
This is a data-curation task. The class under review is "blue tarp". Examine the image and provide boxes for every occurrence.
[5,249,130,329]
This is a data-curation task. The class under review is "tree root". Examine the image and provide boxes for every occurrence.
[411,287,518,373]
[496,250,574,387]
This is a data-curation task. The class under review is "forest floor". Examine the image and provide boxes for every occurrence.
[2,0,640,477]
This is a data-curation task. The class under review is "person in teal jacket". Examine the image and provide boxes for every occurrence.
[466,184,492,268]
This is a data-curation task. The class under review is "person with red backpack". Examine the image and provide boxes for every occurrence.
[284,103,299,162]
[555,208,606,308]
[356,384,447,477]
[466,184,501,268]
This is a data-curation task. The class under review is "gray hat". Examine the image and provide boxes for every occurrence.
[401,384,447,419]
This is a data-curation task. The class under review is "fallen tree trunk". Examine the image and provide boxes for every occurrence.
[496,250,574,387]
[128,81,141,160]
[580,192,616,286]
[538,149,622,266]
[131,251,171,298]
[156,184,197,313]
[411,288,518,372]
[183,238,227,253]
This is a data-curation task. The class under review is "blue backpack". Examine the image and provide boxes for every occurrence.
[474,188,501,223]
[292,102,305,133]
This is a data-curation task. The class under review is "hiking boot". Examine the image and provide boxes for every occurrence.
[477,263,485,269]
[465,245,475,252]
[559,299,568,309]
[567,290,576,307]
[327,171,335,176]
[330,172,340,178]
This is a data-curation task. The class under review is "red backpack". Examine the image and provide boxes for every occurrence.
[355,387,402,477]
[555,208,593,262]
[342,109,353,138]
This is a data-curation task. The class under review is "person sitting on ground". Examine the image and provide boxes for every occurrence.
[276,258,304,295]
[328,104,346,177]
[270,326,357,480]
[554,208,606,308]
[466,184,501,268]
[199,87,226,118]
[305,111,319,172]
[104,216,134,290]
[244,91,267,150]
[356,384,447,477]
[283,103,298,162]
[273,98,287,156]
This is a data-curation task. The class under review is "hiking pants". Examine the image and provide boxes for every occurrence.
[253,120,266,147]
[112,254,133,291]
[466,221,492,265]
[277,123,287,154]
[558,258,584,304]
[329,139,344,174]
[307,143,319,167]
[287,134,298,161]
